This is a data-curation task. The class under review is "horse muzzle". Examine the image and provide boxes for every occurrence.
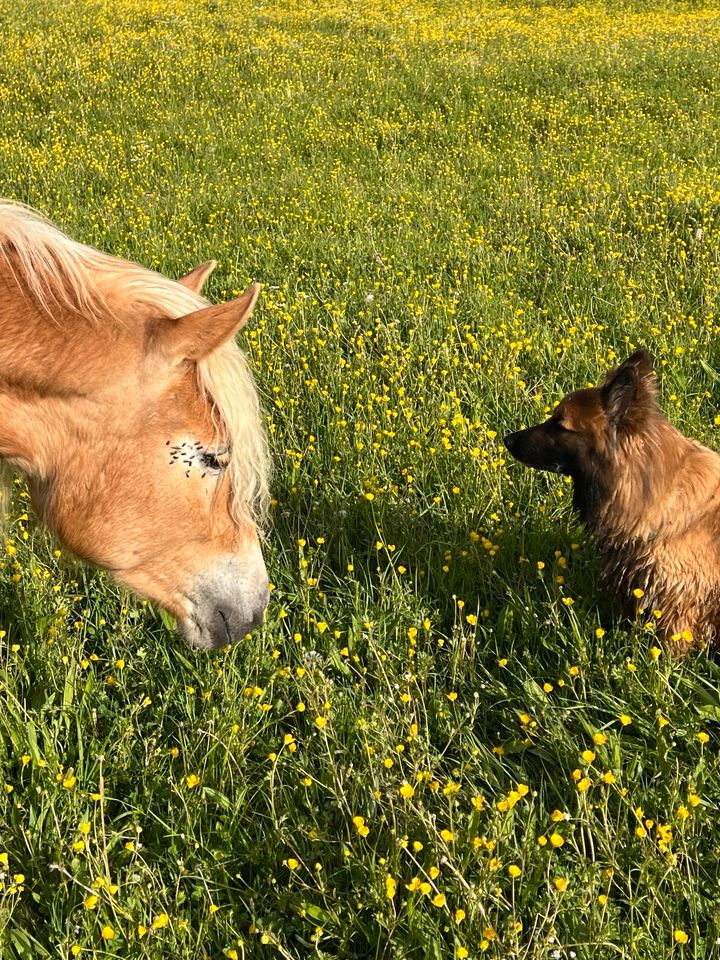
[180,549,270,649]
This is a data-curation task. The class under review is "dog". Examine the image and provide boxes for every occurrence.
[503,350,720,652]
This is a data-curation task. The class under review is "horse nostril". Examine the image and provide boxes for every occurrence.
[215,604,234,643]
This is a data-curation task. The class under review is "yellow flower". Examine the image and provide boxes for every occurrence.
[603,771,616,784]
[431,892,446,907]
[185,774,200,789]
[152,913,170,929]
[580,750,596,763]
[697,731,710,744]
[593,732,607,745]
[674,929,689,944]
[455,908,466,923]
[598,894,608,905]
[457,948,468,959]
[285,858,299,870]
[554,877,568,892]
[619,714,632,726]
[399,783,415,799]
[84,894,98,910]
[209,903,220,915]
[550,832,564,847]
[352,816,370,837]
[508,864,521,878]
[385,875,396,899]
[577,778,591,792]
[100,926,114,941]
[314,716,328,729]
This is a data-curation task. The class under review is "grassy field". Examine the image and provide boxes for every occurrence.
[2,0,720,956]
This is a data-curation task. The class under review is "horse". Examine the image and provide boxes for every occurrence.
[0,200,270,649]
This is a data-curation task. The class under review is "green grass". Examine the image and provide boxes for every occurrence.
[2,0,720,956]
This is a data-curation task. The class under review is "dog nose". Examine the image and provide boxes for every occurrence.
[503,432,518,453]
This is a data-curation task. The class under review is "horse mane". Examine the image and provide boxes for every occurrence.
[0,200,269,527]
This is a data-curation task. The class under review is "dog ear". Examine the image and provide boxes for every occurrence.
[601,350,657,428]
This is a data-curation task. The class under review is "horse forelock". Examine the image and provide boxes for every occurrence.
[0,199,269,530]
[198,347,270,531]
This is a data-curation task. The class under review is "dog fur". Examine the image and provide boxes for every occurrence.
[504,350,720,652]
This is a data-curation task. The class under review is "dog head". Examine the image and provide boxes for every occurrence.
[503,350,659,516]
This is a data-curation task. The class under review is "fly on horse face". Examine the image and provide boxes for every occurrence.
[0,200,270,649]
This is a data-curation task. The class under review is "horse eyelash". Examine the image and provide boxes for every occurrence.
[201,451,227,471]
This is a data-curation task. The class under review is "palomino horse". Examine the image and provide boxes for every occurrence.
[0,200,269,648]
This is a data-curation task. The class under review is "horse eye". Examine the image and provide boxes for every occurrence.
[201,449,230,471]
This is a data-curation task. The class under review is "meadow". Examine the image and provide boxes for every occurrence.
[1,0,720,956]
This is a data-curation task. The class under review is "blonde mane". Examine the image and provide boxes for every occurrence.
[0,200,269,527]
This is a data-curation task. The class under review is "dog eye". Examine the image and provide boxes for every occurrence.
[201,449,230,471]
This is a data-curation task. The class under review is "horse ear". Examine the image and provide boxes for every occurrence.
[177,260,218,294]
[156,284,260,361]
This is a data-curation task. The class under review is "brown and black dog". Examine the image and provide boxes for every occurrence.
[504,350,720,652]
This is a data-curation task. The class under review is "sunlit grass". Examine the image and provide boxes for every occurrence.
[1,0,720,957]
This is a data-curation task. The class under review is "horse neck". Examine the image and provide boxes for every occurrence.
[0,276,142,474]
[0,274,142,393]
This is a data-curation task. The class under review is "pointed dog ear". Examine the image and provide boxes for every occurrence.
[153,284,260,361]
[176,260,218,294]
[601,350,657,428]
